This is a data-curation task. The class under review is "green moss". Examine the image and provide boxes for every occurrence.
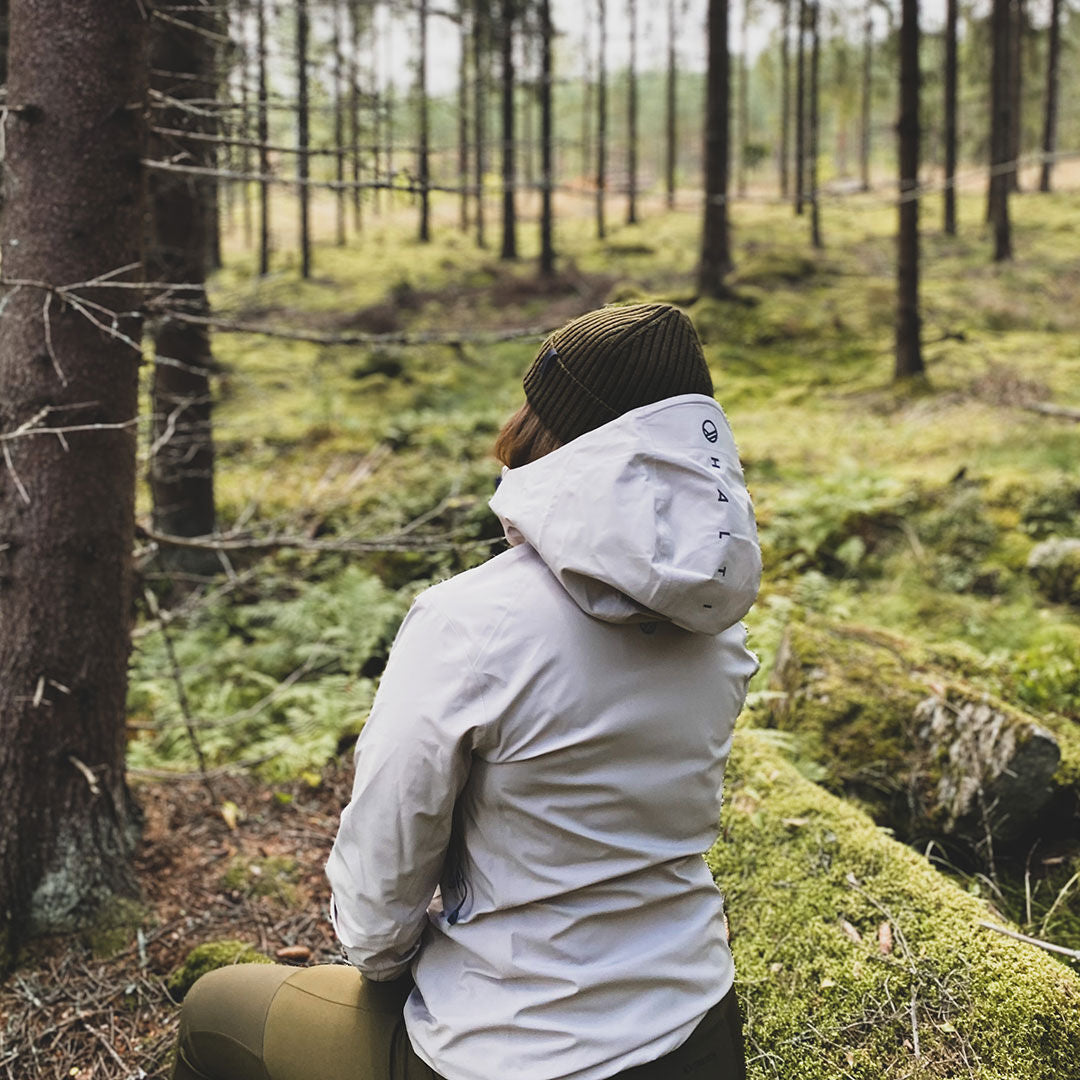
[166,940,273,1001]
[221,855,301,905]
[712,732,1080,1079]
[84,896,148,960]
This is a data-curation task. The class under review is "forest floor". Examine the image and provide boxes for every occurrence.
[4,185,1080,1078]
[0,765,353,1080]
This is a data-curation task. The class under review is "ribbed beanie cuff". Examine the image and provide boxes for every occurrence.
[523,303,713,444]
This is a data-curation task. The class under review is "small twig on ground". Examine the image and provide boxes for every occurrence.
[1019,401,1080,422]
[144,588,217,805]
[977,920,1080,961]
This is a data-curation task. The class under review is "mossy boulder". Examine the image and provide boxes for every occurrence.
[713,731,1080,1079]
[767,621,1065,845]
[1027,537,1080,606]
[166,940,273,1001]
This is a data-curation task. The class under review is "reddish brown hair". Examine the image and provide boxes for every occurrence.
[493,402,564,469]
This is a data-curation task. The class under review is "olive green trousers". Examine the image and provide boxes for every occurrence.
[170,962,746,1080]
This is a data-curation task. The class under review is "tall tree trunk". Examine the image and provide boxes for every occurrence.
[779,0,791,198]
[794,0,806,213]
[859,0,872,191]
[808,0,821,248]
[333,0,347,247]
[989,0,1013,260]
[459,0,470,232]
[522,45,535,192]
[736,0,748,197]
[895,0,923,377]
[0,0,146,963]
[500,0,518,259]
[239,6,253,252]
[349,0,363,233]
[699,0,732,295]
[666,0,678,208]
[372,7,383,215]
[582,9,594,192]
[297,0,312,278]
[257,0,271,274]
[418,0,431,243]
[596,0,607,239]
[0,0,7,88]
[1038,0,1061,192]
[943,0,958,233]
[473,0,488,248]
[1008,0,1023,192]
[539,0,555,276]
[627,0,639,223]
[148,7,217,568]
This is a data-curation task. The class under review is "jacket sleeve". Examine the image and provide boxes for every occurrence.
[325,595,490,981]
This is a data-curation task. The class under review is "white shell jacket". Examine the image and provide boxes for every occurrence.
[327,393,761,1080]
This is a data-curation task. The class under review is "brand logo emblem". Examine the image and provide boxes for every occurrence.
[702,419,719,443]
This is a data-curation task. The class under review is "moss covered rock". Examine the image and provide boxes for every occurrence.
[712,732,1080,1079]
[767,620,1067,846]
[166,940,273,1001]
[1027,537,1080,606]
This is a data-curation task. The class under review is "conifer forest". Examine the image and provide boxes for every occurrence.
[1,0,1080,1075]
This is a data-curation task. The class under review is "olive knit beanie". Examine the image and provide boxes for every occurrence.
[522,303,713,444]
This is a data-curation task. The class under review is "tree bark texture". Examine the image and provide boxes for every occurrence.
[595,0,607,240]
[0,0,146,963]
[1007,0,1024,193]
[943,0,958,234]
[736,0,748,198]
[626,0,638,224]
[349,0,363,233]
[698,0,732,295]
[778,0,791,199]
[148,5,217,564]
[458,0,470,233]
[539,0,555,276]
[0,0,8,88]
[794,0,806,214]
[1039,0,1061,193]
[257,0,271,274]
[500,0,517,259]
[859,1,871,191]
[297,0,312,278]
[417,0,431,243]
[808,0,821,249]
[333,0,347,247]
[473,0,488,248]
[989,0,1014,260]
[895,0,923,378]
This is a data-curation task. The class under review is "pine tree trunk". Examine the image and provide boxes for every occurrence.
[989,0,1013,260]
[257,0,271,274]
[372,8,383,216]
[596,0,607,239]
[473,0,488,248]
[0,0,146,964]
[859,0,872,191]
[500,0,518,259]
[626,0,638,224]
[779,0,791,199]
[942,0,958,234]
[582,11,594,191]
[539,0,555,276]
[459,0,470,232]
[808,0,821,249]
[331,0,346,247]
[1008,0,1023,193]
[418,0,431,243]
[794,0,806,214]
[1038,0,1061,192]
[349,0,363,233]
[895,0,923,378]
[698,0,732,295]
[666,0,678,208]
[297,0,312,278]
[239,6,253,252]
[736,0,748,198]
[148,6,217,569]
[0,0,7,87]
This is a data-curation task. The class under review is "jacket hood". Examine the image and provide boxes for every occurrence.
[489,394,761,634]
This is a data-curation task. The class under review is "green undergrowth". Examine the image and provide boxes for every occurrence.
[715,731,1080,1079]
